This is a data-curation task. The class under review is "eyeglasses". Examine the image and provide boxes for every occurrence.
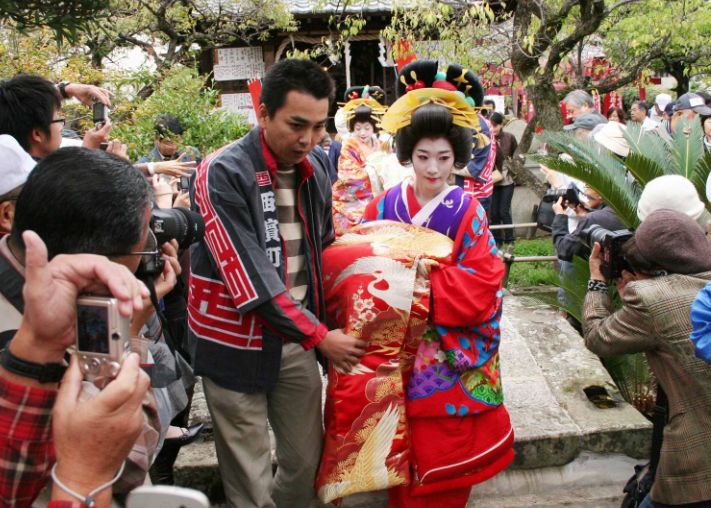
[108,230,161,265]
[50,117,66,127]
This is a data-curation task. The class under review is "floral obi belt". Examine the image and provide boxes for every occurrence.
[315,220,453,505]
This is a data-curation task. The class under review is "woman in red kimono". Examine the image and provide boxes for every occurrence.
[332,86,387,236]
[362,61,514,508]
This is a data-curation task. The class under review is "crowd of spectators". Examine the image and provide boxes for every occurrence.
[2,61,711,508]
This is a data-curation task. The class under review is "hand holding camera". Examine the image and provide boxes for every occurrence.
[130,239,180,336]
[583,225,635,280]
[52,353,150,506]
[11,231,149,373]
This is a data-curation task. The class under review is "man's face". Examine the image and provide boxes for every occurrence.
[258,91,329,166]
[565,102,590,122]
[630,104,646,124]
[584,188,603,210]
[31,108,64,158]
[156,136,179,158]
[111,206,152,274]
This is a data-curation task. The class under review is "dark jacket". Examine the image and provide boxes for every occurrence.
[137,144,200,164]
[552,206,625,261]
[326,140,342,183]
[188,127,335,393]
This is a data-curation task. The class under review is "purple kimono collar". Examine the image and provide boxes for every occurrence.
[382,181,470,240]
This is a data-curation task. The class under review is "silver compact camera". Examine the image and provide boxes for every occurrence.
[76,296,131,379]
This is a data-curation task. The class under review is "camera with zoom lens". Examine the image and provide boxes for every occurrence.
[581,225,635,280]
[139,206,205,276]
[542,184,581,207]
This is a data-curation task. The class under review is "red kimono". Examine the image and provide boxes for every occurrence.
[316,182,513,507]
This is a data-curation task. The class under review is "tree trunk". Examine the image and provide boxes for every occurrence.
[509,81,564,198]
[666,61,689,96]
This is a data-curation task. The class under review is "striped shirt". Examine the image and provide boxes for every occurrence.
[275,167,308,307]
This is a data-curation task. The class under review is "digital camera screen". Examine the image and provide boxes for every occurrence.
[76,305,110,354]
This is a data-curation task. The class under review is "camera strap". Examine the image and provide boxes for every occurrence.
[139,274,182,388]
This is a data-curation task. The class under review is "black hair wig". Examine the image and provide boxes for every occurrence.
[395,103,472,168]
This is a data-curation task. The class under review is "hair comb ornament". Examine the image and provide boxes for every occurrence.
[339,85,388,124]
[384,60,490,148]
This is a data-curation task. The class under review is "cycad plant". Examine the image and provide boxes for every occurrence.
[528,119,711,416]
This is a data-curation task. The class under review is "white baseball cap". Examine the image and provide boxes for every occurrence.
[654,93,672,111]
[0,135,36,196]
[639,175,705,222]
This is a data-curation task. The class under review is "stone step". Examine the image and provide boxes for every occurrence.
[175,294,652,504]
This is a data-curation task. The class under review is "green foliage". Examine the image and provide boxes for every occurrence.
[0,26,104,83]
[110,67,250,161]
[532,131,642,228]
[506,239,557,288]
[602,0,711,93]
[527,120,711,414]
[0,0,110,42]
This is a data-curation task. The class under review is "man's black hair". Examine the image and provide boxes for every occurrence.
[155,115,185,137]
[259,59,335,118]
[632,100,650,114]
[0,75,62,151]
[11,147,152,260]
[490,112,505,126]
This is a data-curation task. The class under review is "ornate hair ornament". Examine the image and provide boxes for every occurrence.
[339,85,388,124]
[383,60,490,148]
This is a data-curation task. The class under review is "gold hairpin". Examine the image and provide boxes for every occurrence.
[380,88,490,148]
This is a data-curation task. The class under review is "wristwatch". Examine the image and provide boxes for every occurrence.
[1,345,66,383]
[57,82,71,100]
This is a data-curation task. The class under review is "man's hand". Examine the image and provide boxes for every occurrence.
[173,191,191,209]
[105,139,129,161]
[52,354,148,503]
[589,242,606,282]
[615,270,636,300]
[154,158,197,178]
[63,83,114,107]
[83,121,112,149]
[152,175,174,209]
[130,240,179,336]
[316,328,367,374]
[553,196,566,215]
[571,204,588,218]
[540,165,562,189]
[13,231,149,364]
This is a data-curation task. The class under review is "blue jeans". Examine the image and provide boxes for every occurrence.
[638,494,711,508]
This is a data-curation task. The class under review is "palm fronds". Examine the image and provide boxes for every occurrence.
[527,121,711,419]
[621,122,669,186]
[532,131,641,228]
[669,118,705,179]
[691,151,711,209]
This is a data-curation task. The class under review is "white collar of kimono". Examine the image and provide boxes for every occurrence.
[401,180,459,227]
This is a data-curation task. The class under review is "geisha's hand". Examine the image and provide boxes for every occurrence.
[417,258,439,279]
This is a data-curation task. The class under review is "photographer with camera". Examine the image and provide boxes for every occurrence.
[583,209,711,508]
[0,75,122,158]
[0,229,151,508]
[0,148,204,503]
[551,185,626,262]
